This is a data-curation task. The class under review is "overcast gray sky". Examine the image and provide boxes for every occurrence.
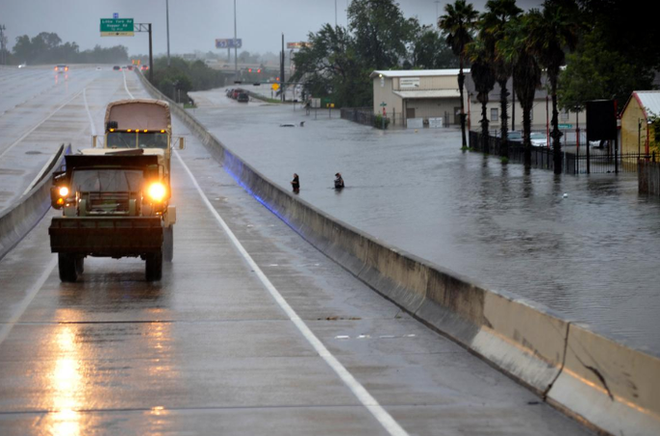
[1,0,544,57]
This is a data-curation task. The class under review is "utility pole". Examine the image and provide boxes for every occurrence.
[435,1,440,25]
[335,0,337,27]
[166,0,171,66]
[234,0,238,76]
[0,25,6,66]
[280,33,285,103]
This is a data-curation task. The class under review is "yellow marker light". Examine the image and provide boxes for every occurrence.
[127,129,132,132]
[160,130,165,133]
[135,129,140,133]
[144,130,148,133]
[109,128,115,132]
[56,198,64,205]
[147,182,167,202]
[58,186,69,197]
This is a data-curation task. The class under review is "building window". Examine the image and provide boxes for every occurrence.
[490,108,499,122]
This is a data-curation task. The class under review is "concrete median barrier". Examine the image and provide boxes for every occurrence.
[135,71,660,435]
[0,144,69,261]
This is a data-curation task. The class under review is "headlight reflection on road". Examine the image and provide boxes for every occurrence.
[48,326,83,436]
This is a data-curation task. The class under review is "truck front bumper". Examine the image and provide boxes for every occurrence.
[49,217,163,257]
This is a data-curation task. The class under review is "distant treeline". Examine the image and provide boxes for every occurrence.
[144,57,227,103]
[8,32,128,64]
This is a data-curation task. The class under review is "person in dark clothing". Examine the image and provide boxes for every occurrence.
[334,172,344,189]
[291,173,300,192]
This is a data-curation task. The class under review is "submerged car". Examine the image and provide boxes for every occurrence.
[237,93,249,103]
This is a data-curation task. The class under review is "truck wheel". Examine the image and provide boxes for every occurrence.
[145,251,162,281]
[75,257,84,275]
[58,253,78,283]
[163,226,173,262]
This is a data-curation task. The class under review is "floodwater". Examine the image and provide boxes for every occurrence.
[190,89,660,356]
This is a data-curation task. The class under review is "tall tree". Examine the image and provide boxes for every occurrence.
[348,0,416,70]
[480,0,522,160]
[527,0,579,173]
[466,39,496,153]
[439,0,479,149]
[498,14,542,169]
[409,25,458,69]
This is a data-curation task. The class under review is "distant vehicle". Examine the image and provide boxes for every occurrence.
[18,63,26,69]
[237,93,249,103]
[507,131,522,142]
[231,89,244,99]
[113,65,121,71]
[253,82,261,86]
[126,65,134,71]
[530,132,548,147]
[55,64,68,73]
[140,65,149,71]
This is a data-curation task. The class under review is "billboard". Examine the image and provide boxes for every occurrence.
[215,38,242,49]
[286,42,312,50]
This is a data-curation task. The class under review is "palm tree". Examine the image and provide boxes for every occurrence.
[466,39,496,154]
[527,0,579,174]
[497,14,542,169]
[439,0,478,149]
[480,0,522,160]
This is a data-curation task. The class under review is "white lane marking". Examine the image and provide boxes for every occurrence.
[0,257,57,347]
[174,151,409,436]
[83,87,97,136]
[0,89,84,159]
[122,70,135,100]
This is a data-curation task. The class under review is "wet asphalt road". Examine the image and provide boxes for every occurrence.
[0,67,596,435]
[190,87,660,357]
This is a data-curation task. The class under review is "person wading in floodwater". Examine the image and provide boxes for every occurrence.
[334,172,344,189]
[291,173,300,193]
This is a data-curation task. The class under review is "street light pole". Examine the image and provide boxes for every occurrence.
[166,0,171,66]
[234,0,238,76]
[335,0,337,27]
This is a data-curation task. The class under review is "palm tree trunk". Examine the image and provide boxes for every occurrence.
[480,97,489,154]
[498,79,509,159]
[458,56,467,148]
[550,75,562,174]
[523,104,532,169]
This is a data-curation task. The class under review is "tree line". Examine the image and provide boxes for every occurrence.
[291,0,659,173]
[9,32,128,64]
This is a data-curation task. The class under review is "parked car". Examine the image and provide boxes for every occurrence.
[237,93,249,103]
[55,64,68,73]
[530,132,548,147]
[507,131,522,142]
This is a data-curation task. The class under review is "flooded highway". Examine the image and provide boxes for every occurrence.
[191,87,660,356]
[0,70,594,435]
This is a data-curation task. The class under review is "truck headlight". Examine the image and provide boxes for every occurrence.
[147,182,167,202]
[58,186,69,197]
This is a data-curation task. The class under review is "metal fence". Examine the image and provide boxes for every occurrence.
[469,131,653,175]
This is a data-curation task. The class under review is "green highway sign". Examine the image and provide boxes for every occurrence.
[100,18,134,37]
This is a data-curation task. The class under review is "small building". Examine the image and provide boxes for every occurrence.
[371,69,588,137]
[620,91,660,156]
[371,69,466,127]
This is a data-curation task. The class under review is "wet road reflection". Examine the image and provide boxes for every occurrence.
[49,326,82,436]
[191,95,660,355]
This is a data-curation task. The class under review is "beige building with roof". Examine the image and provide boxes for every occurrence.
[371,69,588,135]
[620,91,660,156]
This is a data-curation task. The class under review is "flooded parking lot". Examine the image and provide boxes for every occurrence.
[190,89,660,356]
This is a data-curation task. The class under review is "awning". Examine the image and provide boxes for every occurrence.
[393,89,461,99]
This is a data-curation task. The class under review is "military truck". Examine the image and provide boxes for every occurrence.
[49,99,183,282]
[49,151,175,282]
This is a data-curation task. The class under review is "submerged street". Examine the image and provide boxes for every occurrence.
[192,87,660,356]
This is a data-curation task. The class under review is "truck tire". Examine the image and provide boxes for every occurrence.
[145,251,162,281]
[58,253,78,283]
[75,257,84,275]
[163,226,173,262]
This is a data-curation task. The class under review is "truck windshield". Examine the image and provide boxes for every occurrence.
[138,132,169,149]
[72,169,144,192]
[106,132,135,149]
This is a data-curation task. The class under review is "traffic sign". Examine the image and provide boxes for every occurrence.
[558,123,573,129]
[215,38,242,49]
[100,18,134,37]
[271,83,280,91]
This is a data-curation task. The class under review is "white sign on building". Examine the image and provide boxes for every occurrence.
[400,78,420,89]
